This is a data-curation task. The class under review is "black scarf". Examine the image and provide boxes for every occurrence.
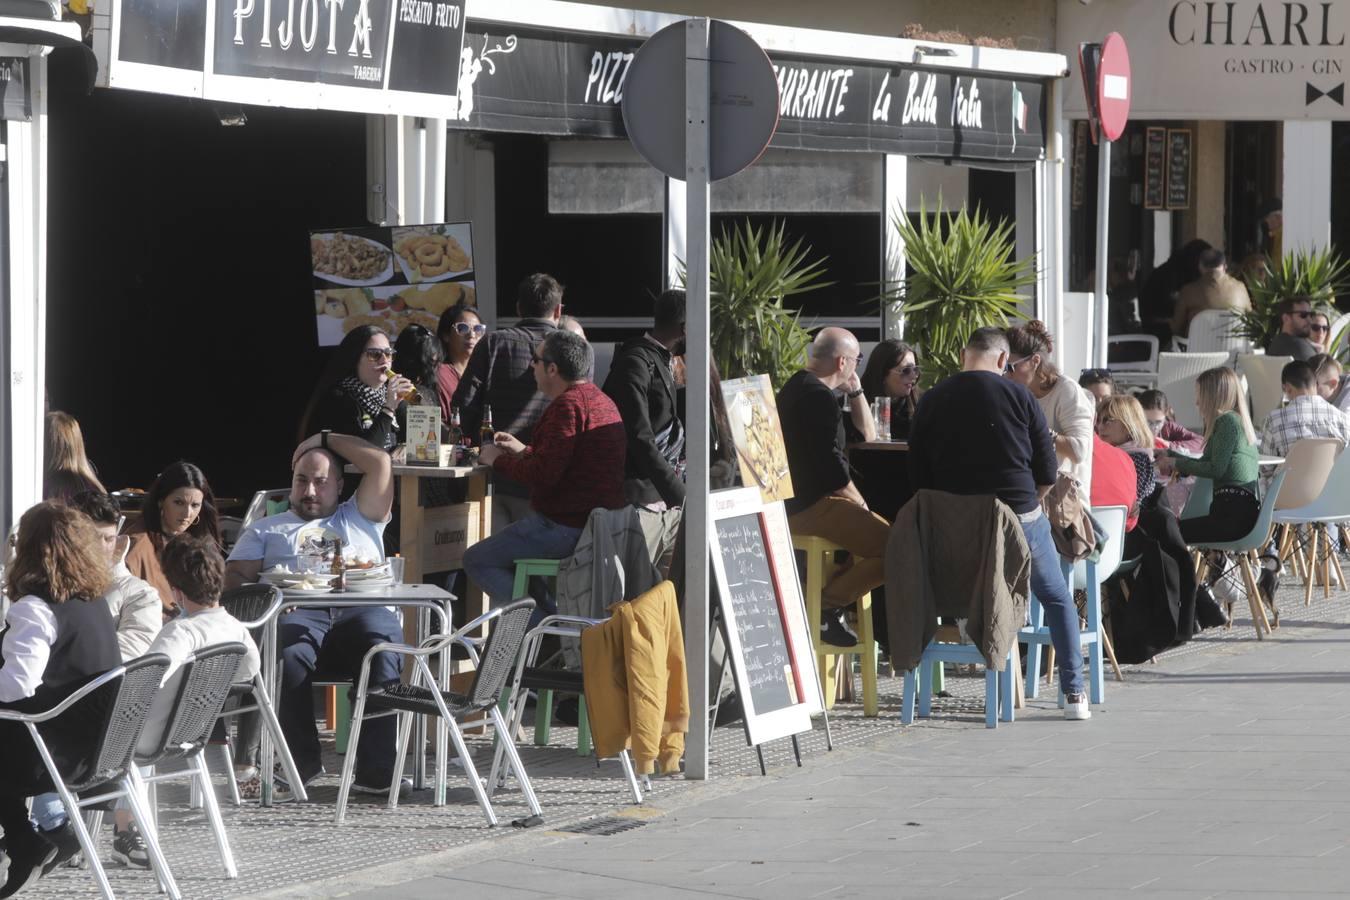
[338,376,386,427]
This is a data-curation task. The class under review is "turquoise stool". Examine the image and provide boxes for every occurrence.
[511,558,592,756]
[902,639,1015,729]
[1021,505,1127,708]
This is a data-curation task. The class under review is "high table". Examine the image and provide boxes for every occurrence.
[847,440,912,522]
[257,585,455,807]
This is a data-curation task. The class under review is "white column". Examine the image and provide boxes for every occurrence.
[880,154,906,339]
[5,53,48,533]
[1044,79,1067,364]
[424,119,447,224]
[366,115,405,226]
[1015,167,1036,321]
[663,176,687,290]
[1282,120,1332,254]
[444,131,496,325]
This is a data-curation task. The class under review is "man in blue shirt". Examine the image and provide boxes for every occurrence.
[908,327,1089,721]
[226,432,406,797]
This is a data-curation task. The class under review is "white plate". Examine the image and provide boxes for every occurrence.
[344,580,395,593]
[283,585,335,595]
[395,253,472,284]
[312,233,395,286]
[346,564,392,580]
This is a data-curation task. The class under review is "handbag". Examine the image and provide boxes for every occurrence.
[1042,473,1097,562]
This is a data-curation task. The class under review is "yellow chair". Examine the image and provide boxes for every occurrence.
[792,534,878,716]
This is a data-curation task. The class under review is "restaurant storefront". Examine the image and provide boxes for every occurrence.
[1058,0,1350,294]
[0,0,1072,535]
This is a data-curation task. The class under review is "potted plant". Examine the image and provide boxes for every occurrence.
[1233,246,1350,350]
[685,219,831,390]
[879,197,1036,383]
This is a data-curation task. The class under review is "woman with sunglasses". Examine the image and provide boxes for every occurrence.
[436,303,486,416]
[857,340,923,441]
[1309,310,1333,354]
[299,324,414,453]
[1005,320,1096,489]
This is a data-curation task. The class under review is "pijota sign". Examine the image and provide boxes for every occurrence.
[1060,0,1350,119]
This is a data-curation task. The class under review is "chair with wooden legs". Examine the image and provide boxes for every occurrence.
[793,534,879,717]
[1272,440,1349,607]
[1187,470,1289,638]
[1022,506,1127,707]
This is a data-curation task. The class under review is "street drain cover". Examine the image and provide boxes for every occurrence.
[557,816,648,836]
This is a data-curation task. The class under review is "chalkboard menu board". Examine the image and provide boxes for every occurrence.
[1071,121,1088,210]
[709,486,820,748]
[1144,127,1166,210]
[1166,128,1192,210]
[714,514,797,715]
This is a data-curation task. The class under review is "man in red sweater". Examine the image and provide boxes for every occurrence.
[465,329,627,608]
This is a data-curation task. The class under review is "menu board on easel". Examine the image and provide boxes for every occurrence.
[1166,128,1192,210]
[1144,126,1166,210]
[710,487,822,748]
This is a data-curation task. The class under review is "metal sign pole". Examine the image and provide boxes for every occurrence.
[1093,137,1111,369]
[683,16,712,781]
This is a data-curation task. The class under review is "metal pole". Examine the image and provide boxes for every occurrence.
[683,17,712,781]
[1093,136,1111,369]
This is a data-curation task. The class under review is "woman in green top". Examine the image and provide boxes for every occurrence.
[1157,366,1259,544]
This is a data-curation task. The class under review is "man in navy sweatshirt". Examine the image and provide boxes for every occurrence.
[907,327,1089,721]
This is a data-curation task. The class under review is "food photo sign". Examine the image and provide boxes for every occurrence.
[310,221,476,346]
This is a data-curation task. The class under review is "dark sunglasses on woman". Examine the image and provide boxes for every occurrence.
[363,347,395,361]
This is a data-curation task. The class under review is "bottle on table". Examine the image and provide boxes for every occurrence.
[331,537,347,592]
[480,404,495,448]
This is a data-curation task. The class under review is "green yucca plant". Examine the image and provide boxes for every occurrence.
[683,219,831,390]
[880,197,1036,383]
[1234,246,1350,349]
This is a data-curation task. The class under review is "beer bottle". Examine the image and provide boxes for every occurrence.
[330,537,346,592]
[447,406,464,447]
[480,404,495,448]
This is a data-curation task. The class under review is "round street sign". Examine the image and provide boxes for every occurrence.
[1096,32,1130,143]
[622,19,780,182]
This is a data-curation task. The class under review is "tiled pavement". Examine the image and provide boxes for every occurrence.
[25,572,1350,899]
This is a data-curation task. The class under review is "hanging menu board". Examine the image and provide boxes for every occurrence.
[1166,128,1192,210]
[1071,120,1089,210]
[1144,126,1166,210]
[709,487,821,747]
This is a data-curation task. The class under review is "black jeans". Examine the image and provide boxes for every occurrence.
[1180,486,1259,547]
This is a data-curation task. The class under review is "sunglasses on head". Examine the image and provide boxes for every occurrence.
[363,347,395,361]
[1081,368,1112,380]
[453,322,487,336]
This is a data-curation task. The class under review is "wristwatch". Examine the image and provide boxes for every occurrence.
[320,430,332,451]
[846,388,865,400]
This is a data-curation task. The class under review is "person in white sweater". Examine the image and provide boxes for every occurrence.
[70,491,163,660]
[1005,320,1096,488]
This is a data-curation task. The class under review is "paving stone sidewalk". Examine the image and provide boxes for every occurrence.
[26,574,1350,899]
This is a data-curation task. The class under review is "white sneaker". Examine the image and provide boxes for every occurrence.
[1063,692,1091,721]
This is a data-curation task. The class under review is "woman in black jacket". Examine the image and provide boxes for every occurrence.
[299,325,416,452]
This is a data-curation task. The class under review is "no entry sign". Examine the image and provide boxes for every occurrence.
[1079,31,1130,143]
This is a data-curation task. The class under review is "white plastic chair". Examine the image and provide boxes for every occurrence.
[242,488,290,528]
[1237,353,1294,429]
[1185,310,1251,358]
[1156,351,1231,430]
[1272,438,1346,608]
[1329,311,1350,358]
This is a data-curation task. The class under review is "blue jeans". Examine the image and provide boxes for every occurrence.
[279,607,403,780]
[1022,513,1085,697]
[29,792,64,831]
[463,512,583,613]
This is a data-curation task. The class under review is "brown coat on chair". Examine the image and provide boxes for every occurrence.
[885,490,1031,673]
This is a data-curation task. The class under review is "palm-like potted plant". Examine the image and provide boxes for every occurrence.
[879,197,1036,383]
[1233,246,1350,349]
[685,219,831,390]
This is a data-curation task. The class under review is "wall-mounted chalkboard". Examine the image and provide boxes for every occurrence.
[1166,128,1192,210]
[715,513,797,716]
[709,487,820,748]
[1144,126,1166,210]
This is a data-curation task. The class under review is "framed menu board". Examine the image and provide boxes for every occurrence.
[1166,129,1193,210]
[710,487,823,747]
[1144,127,1166,210]
[1071,120,1089,210]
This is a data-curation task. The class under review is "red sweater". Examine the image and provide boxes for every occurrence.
[1090,435,1139,531]
[494,382,627,528]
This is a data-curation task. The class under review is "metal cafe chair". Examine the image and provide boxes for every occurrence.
[490,613,647,805]
[335,599,543,827]
[215,584,308,805]
[135,643,249,882]
[0,653,176,900]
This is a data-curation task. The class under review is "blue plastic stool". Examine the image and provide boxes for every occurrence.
[901,639,1016,729]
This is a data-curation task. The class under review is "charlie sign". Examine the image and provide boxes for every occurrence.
[1060,0,1350,119]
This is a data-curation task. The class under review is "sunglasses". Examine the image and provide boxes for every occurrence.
[894,365,922,378]
[1292,310,1312,319]
[1004,356,1032,374]
[363,347,395,361]
[1081,368,1112,380]
[453,322,487,336]
[530,354,552,366]
[1311,324,1330,333]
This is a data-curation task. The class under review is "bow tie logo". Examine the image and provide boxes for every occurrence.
[1306,82,1345,106]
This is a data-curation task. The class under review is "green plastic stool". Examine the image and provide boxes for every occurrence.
[334,689,352,754]
[512,558,592,756]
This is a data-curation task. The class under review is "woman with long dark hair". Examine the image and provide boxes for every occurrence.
[123,461,220,618]
[299,325,415,452]
[435,303,485,420]
[392,324,444,429]
[858,340,922,441]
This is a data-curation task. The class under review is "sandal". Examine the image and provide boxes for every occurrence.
[236,774,262,801]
